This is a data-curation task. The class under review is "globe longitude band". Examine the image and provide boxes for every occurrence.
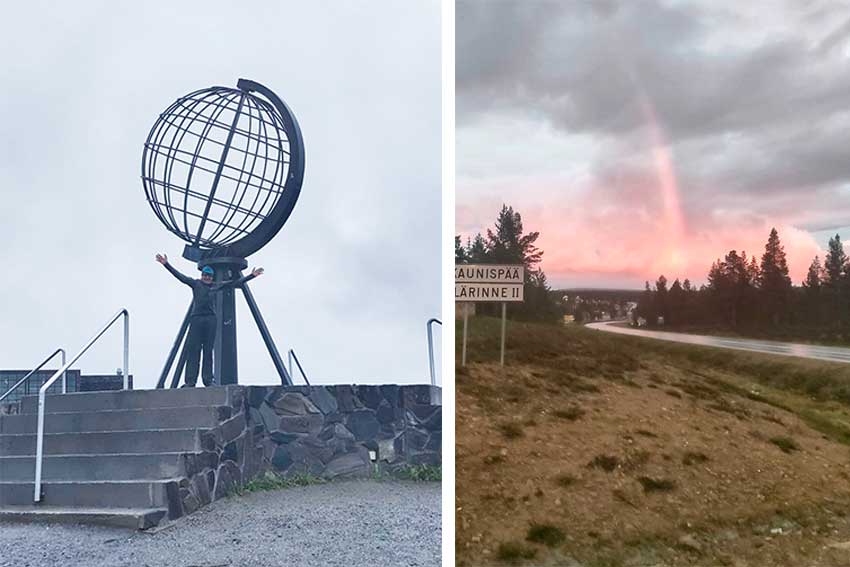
[142,79,304,388]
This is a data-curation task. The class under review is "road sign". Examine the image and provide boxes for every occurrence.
[455,264,525,366]
[455,282,523,301]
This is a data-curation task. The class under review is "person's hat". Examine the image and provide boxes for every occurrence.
[201,266,214,276]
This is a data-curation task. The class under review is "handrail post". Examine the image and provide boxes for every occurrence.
[426,318,442,387]
[34,388,46,501]
[0,348,67,404]
[123,310,130,390]
[287,349,310,385]
[61,349,67,394]
[34,308,130,503]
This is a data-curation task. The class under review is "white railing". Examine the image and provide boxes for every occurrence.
[0,349,67,403]
[287,349,310,385]
[427,318,442,387]
[34,309,129,502]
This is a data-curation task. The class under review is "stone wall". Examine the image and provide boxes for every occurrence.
[171,384,441,519]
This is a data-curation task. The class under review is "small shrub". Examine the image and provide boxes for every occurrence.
[553,406,585,421]
[637,476,676,493]
[395,464,441,481]
[497,541,537,563]
[233,471,324,495]
[554,473,577,487]
[499,422,524,439]
[769,436,800,453]
[589,454,620,472]
[682,451,709,466]
[635,429,658,438]
[527,523,566,547]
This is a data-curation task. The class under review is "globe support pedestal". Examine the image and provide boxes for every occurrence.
[155,257,294,389]
[206,257,245,386]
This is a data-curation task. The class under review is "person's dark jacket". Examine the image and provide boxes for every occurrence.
[164,263,256,317]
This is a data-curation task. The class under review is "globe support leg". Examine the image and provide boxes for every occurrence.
[157,304,192,389]
[211,263,242,386]
[242,280,293,386]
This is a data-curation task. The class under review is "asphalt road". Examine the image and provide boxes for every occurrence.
[587,320,850,364]
[0,480,441,567]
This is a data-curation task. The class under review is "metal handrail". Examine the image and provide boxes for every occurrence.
[287,349,310,385]
[427,318,442,387]
[0,349,66,403]
[34,309,129,502]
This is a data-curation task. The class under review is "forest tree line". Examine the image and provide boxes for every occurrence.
[455,205,560,322]
[636,228,850,335]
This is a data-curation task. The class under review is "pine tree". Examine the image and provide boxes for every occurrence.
[803,255,824,326]
[823,234,848,326]
[668,278,684,325]
[759,228,792,324]
[803,256,823,292]
[655,275,669,323]
[486,205,543,269]
[824,234,847,288]
[466,233,488,263]
[636,281,656,325]
[455,235,468,263]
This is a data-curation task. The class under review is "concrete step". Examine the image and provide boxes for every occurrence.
[0,453,189,482]
[0,506,168,529]
[0,405,224,434]
[0,429,201,456]
[0,479,176,508]
[18,387,229,414]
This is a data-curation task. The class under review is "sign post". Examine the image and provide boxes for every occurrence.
[455,264,525,366]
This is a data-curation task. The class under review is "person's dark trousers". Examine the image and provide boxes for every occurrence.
[184,315,217,387]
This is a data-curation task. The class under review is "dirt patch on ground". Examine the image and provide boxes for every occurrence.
[456,321,850,566]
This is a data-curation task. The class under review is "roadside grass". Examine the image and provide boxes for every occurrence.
[231,471,325,496]
[499,422,525,439]
[637,476,676,493]
[769,435,800,453]
[527,523,566,547]
[456,316,850,446]
[496,541,537,563]
[394,464,442,481]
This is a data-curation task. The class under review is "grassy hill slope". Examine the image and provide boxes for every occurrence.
[456,317,850,566]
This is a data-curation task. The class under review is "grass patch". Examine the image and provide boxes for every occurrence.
[589,454,620,472]
[394,464,442,481]
[635,429,658,438]
[637,476,676,493]
[499,422,524,439]
[526,523,566,547]
[769,435,800,453]
[484,454,505,465]
[233,471,324,495]
[554,473,577,487]
[682,451,709,466]
[553,406,585,421]
[496,541,537,563]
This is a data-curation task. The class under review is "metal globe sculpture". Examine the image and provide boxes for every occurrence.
[143,79,304,388]
[142,79,304,260]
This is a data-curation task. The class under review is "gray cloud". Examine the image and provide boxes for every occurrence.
[0,1,441,388]
[457,0,850,286]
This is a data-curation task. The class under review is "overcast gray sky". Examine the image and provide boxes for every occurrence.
[0,1,441,389]
[458,0,850,288]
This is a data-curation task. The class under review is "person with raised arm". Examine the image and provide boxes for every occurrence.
[156,253,264,387]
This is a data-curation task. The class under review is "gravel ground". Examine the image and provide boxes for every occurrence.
[0,480,441,567]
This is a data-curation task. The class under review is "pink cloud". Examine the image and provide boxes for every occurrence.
[457,176,824,288]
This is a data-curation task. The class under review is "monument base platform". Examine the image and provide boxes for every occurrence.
[0,384,441,529]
